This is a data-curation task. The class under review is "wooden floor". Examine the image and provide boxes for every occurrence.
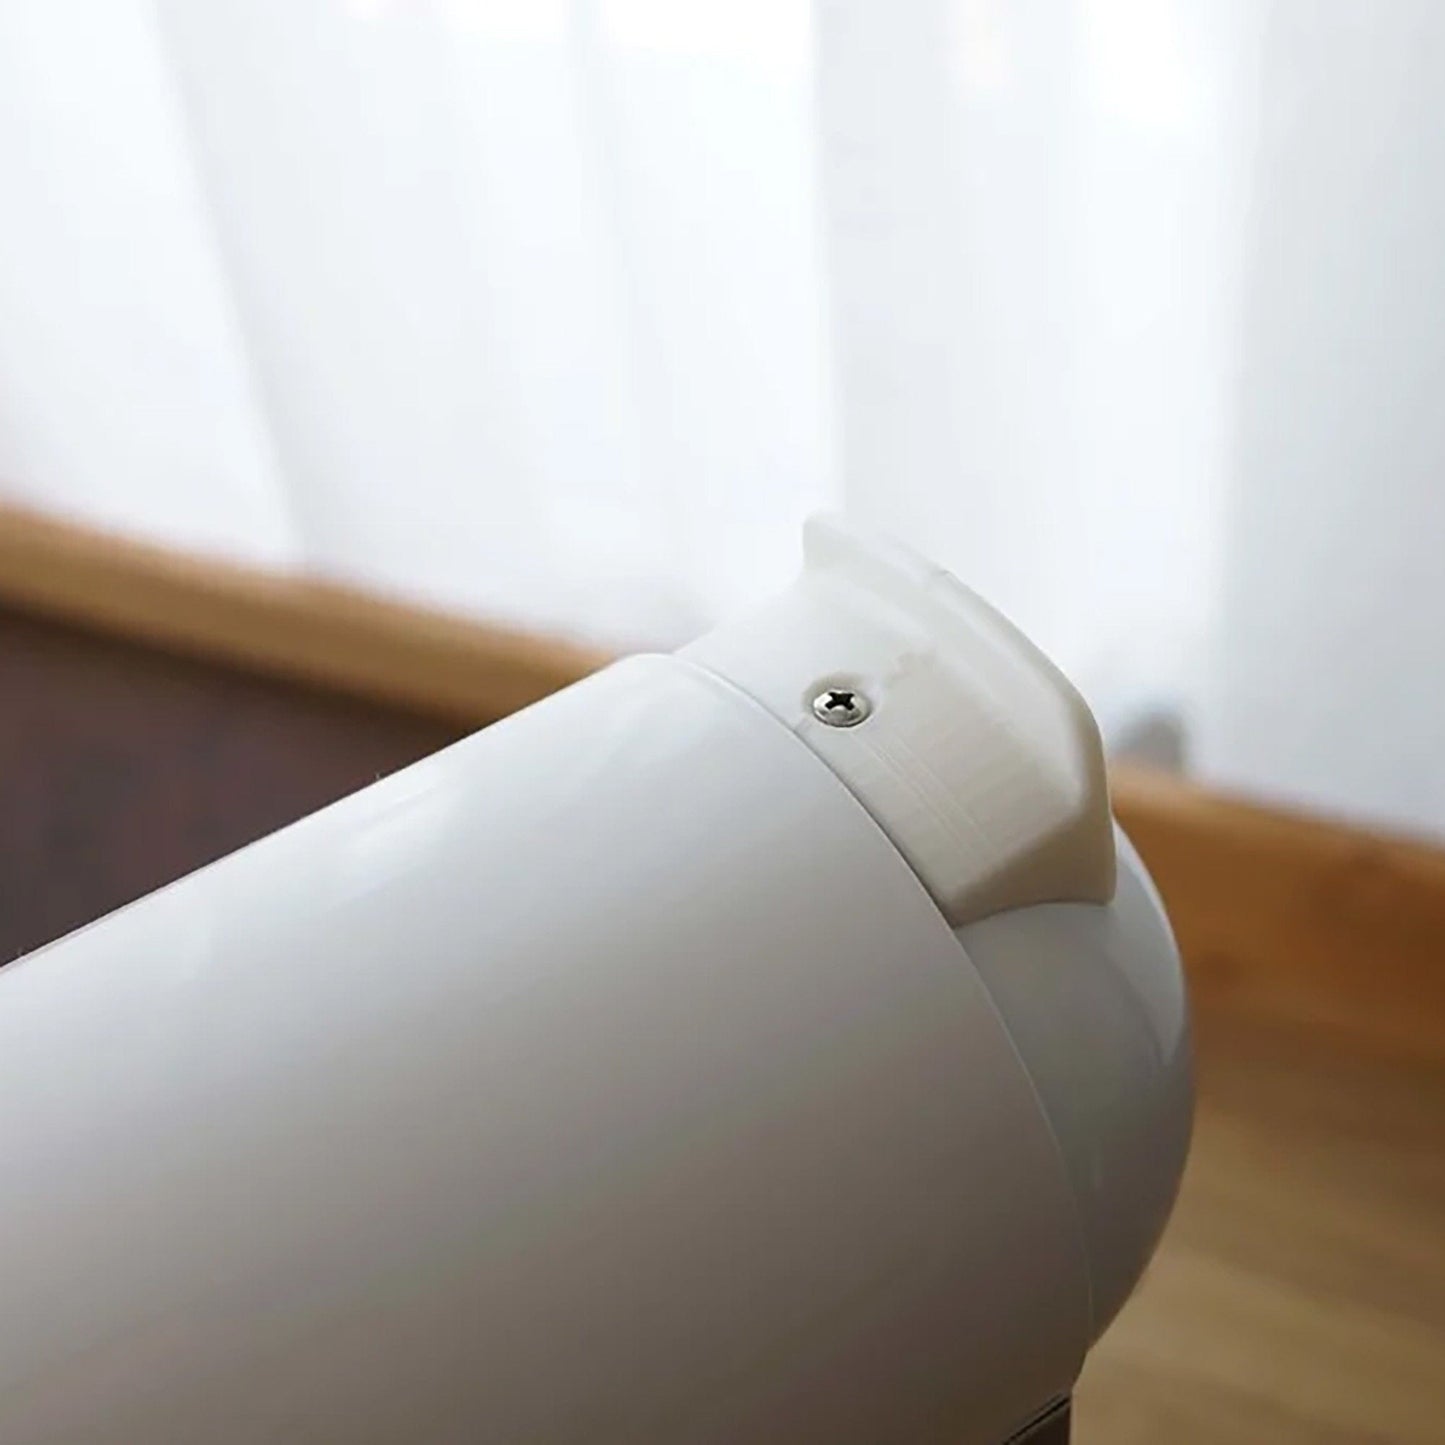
[1079,1008,1445,1443]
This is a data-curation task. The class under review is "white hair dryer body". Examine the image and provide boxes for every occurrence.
[0,520,1190,1444]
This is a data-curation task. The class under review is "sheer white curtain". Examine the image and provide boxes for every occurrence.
[0,0,830,647]
[4,0,1445,835]
[820,0,1252,749]
[821,0,1445,836]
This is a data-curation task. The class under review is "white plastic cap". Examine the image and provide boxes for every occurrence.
[682,514,1115,927]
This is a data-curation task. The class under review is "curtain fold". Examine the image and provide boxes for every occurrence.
[0,0,296,565]
[0,0,829,648]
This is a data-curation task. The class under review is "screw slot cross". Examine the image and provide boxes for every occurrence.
[811,686,871,728]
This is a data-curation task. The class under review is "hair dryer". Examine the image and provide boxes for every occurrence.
[0,518,1190,1444]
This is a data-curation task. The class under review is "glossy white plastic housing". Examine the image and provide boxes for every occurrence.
[957,830,1190,1339]
[0,524,1190,1444]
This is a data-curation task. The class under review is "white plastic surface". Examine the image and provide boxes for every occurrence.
[683,515,1115,927]
[0,655,1091,1444]
[956,829,1192,1340]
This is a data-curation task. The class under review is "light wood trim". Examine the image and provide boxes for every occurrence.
[0,502,610,723]
[1113,766,1445,1064]
[3,501,1443,1060]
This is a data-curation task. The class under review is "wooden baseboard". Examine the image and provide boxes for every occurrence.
[1113,768,1445,1064]
[0,502,610,724]
[3,500,1442,1062]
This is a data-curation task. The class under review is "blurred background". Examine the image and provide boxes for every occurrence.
[1,7,1444,1440]
[3,0,1444,837]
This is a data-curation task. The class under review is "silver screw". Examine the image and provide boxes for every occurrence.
[811,685,871,728]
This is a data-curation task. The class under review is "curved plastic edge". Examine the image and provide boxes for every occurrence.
[953,827,1194,1340]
